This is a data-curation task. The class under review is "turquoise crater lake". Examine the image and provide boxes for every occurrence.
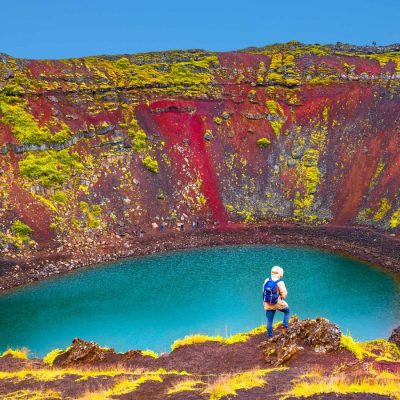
[1,245,399,357]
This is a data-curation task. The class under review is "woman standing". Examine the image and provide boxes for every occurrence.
[262,266,290,337]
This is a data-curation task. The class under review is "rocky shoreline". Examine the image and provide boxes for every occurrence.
[1,223,399,294]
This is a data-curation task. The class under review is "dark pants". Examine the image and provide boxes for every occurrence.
[266,307,290,337]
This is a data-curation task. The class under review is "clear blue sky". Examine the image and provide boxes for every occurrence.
[1,0,399,59]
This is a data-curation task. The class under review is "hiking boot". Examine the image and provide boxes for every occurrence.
[281,327,288,334]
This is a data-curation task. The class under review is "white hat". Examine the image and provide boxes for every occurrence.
[271,265,284,278]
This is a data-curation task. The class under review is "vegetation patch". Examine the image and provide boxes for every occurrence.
[266,53,301,87]
[213,116,223,125]
[140,349,158,358]
[340,334,400,362]
[105,375,163,396]
[19,150,84,188]
[373,197,391,222]
[128,117,147,152]
[389,208,400,228]
[171,334,224,351]
[142,155,159,173]
[257,137,271,148]
[1,348,29,360]
[0,95,72,145]
[52,191,68,204]
[11,220,32,240]
[2,220,35,249]
[79,201,103,229]
[369,160,385,189]
[0,390,61,400]
[266,100,285,138]
[293,149,321,221]
[84,53,220,97]
[171,325,266,350]
[167,379,206,395]
[0,366,185,383]
[203,369,281,400]
[282,368,400,400]
[43,349,65,366]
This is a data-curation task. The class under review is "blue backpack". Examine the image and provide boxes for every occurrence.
[263,278,281,304]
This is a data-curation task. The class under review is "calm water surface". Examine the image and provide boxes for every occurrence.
[0,245,399,357]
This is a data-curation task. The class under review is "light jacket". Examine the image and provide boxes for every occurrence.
[262,272,288,310]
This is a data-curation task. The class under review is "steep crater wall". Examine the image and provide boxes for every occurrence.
[0,43,400,272]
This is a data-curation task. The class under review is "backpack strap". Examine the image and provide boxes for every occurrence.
[275,279,282,297]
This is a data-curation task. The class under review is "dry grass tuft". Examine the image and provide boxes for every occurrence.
[1,389,61,399]
[167,379,206,395]
[1,348,29,360]
[281,366,400,399]
[171,324,268,350]
[203,368,285,400]
[340,334,400,362]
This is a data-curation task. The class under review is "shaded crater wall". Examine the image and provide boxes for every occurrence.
[0,44,399,253]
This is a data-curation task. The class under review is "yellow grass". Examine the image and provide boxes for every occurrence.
[282,369,400,400]
[76,393,107,400]
[340,334,400,362]
[75,372,167,399]
[1,348,29,360]
[43,349,65,366]
[340,334,371,359]
[167,379,206,395]
[171,334,224,350]
[0,368,119,382]
[0,366,189,383]
[141,349,158,358]
[1,390,61,399]
[66,369,190,399]
[171,324,267,350]
[105,375,163,396]
[364,339,400,362]
[203,368,285,400]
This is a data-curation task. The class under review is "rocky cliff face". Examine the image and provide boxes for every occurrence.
[0,42,400,254]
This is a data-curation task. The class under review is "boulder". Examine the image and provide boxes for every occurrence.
[51,338,147,367]
[52,338,115,367]
[259,316,341,366]
[389,326,400,347]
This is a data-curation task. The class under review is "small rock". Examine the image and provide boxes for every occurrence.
[221,111,231,120]
[292,147,304,159]
[204,131,214,141]
[287,159,296,168]
[47,95,58,103]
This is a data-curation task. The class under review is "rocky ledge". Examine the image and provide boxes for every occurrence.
[0,318,399,399]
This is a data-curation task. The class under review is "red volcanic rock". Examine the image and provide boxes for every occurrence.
[0,43,399,278]
[259,316,341,366]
